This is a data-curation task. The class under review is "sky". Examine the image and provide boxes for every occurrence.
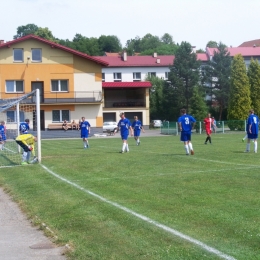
[1,0,259,50]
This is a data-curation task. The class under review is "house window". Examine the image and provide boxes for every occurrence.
[32,48,42,62]
[102,73,105,82]
[13,49,23,62]
[113,73,122,82]
[6,80,24,93]
[52,110,70,122]
[6,111,24,123]
[133,72,141,81]
[148,72,156,77]
[51,80,68,92]
[165,72,169,79]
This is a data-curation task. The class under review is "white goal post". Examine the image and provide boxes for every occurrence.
[0,89,41,167]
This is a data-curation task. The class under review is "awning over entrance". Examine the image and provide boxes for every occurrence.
[102,82,152,88]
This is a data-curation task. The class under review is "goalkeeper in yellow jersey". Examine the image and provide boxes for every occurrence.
[15,134,38,165]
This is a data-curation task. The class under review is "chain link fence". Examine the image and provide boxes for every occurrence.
[160,120,247,135]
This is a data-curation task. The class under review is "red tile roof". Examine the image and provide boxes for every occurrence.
[104,52,121,57]
[0,35,108,66]
[94,55,175,67]
[102,81,152,88]
[196,53,208,61]
[239,39,260,47]
[206,47,260,57]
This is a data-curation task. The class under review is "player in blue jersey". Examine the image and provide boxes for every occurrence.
[132,116,145,145]
[245,109,259,153]
[117,112,133,153]
[19,119,30,134]
[0,121,6,150]
[80,116,91,149]
[177,108,196,155]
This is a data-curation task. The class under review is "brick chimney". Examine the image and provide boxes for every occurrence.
[153,52,157,58]
[156,58,160,64]
[0,40,4,45]
[122,51,127,61]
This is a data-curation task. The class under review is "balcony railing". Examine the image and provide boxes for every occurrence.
[104,99,145,108]
[1,91,102,104]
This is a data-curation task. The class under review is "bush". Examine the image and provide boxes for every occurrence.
[227,120,245,131]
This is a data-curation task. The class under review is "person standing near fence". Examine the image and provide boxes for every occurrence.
[204,113,213,144]
[132,116,145,145]
[212,117,217,133]
[177,108,196,155]
[245,109,259,153]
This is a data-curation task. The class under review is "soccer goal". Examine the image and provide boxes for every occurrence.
[0,89,41,167]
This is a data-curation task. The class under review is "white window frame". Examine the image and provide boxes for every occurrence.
[5,80,24,93]
[52,110,70,122]
[6,111,25,123]
[51,80,69,92]
[113,72,122,82]
[13,48,23,62]
[165,72,169,80]
[31,48,42,62]
[102,73,105,82]
[133,72,141,81]
[148,72,156,77]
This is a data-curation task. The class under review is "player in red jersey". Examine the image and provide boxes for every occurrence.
[204,113,213,144]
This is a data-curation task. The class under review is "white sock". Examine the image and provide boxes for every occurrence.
[243,134,247,140]
[22,152,27,161]
[26,151,31,161]
[188,142,193,151]
[185,145,189,154]
[84,141,87,147]
[254,141,257,152]
[126,144,129,151]
[246,143,250,151]
[137,138,140,143]
[122,143,126,151]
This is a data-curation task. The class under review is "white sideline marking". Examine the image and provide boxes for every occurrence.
[2,146,17,154]
[41,164,236,260]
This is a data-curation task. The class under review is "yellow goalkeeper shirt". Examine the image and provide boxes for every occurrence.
[15,134,35,156]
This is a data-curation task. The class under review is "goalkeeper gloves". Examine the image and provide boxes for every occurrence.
[28,145,33,151]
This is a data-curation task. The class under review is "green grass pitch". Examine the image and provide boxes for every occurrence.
[0,133,259,260]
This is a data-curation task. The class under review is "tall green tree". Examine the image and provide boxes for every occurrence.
[228,54,251,121]
[203,42,232,120]
[206,41,218,48]
[247,59,260,116]
[147,76,164,120]
[34,27,56,42]
[13,24,39,39]
[167,41,201,116]
[98,35,122,53]
[189,85,208,122]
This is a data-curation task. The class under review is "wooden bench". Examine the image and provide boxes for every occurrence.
[48,123,72,130]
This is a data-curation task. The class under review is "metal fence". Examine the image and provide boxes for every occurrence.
[160,120,247,135]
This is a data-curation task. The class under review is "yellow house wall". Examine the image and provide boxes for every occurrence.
[0,39,105,127]
[44,104,103,127]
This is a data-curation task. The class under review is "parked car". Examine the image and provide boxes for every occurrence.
[103,121,118,134]
[150,120,163,128]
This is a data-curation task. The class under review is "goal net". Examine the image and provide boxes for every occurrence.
[0,89,41,167]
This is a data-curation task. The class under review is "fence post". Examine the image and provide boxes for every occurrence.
[244,120,246,132]
[176,122,178,135]
[199,121,202,134]
[222,121,224,133]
